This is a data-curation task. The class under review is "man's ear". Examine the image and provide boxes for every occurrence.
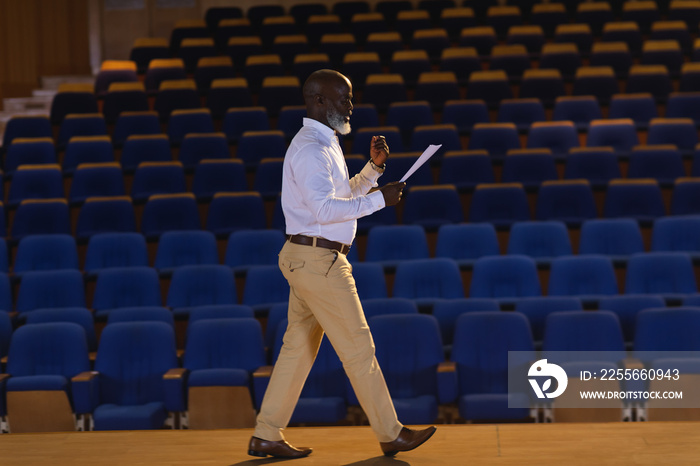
[315,94,324,106]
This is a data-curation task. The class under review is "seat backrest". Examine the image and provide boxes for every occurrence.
[92,266,162,311]
[365,225,429,263]
[579,218,645,256]
[25,307,97,352]
[634,307,700,354]
[651,216,700,253]
[393,258,464,299]
[542,311,626,357]
[14,234,79,274]
[224,229,285,270]
[185,317,266,372]
[506,221,573,258]
[154,230,219,270]
[470,255,541,298]
[242,265,289,307]
[15,270,85,313]
[435,223,500,261]
[625,252,697,294]
[167,264,237,308]
[547,255,619,296]
[84,232,148,273]
[432,298,500,346]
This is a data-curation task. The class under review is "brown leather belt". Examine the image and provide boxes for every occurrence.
[287,234,351,255]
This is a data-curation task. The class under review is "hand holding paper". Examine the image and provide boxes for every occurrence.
[400,145,442,183]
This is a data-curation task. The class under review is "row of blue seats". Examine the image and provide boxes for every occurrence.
[3,304,700,431]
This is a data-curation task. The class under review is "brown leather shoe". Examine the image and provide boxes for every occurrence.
[248,436,312,458]
[380,426,437,456]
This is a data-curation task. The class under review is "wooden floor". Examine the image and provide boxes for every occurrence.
[1,422,699,465]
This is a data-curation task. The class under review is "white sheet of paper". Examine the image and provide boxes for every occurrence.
[399,144,442,182]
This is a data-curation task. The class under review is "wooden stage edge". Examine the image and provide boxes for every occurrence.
[1,422,700,465]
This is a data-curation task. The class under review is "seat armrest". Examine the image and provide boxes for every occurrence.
[437,361,458,404]
[164,368,188,412]
[71,371,100,415]
[253,365,273,409]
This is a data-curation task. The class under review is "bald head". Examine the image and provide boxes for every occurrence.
[302,70,354,134]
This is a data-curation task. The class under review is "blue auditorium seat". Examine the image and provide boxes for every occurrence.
[92,267,162,319]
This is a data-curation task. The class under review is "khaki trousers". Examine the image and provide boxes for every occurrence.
[253,241,403,443]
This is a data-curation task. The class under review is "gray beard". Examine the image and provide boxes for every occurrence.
[327,109,351,135]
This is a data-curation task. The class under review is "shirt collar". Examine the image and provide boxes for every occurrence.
[303,117,336,143]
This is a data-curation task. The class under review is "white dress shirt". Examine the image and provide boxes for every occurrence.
[281,118,386,245]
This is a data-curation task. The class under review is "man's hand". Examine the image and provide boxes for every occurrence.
[370,135,389,166]
[379,181,406,207]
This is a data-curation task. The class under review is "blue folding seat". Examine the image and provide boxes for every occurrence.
[601,21,643,55]
[112,112,162,148]
[24,307,97,352]
[167,265,236,315]
[106,307,174,328]
[13,234,79,275]
[365,31,403,65]
[515,296,583,344]
[178,38,217,73]
[589,42,633,78]
[409,124,462,161]
[352,127,404,157]
[440,7,477,41]
[586,119,639,155]
[412,27,451,62]
[187,305,254,326]
[543,311,626,361]
[302,12,338,47]
[361,74,408,112]
[131,162,187,203]
[154,230,219,276]
[380,153,433,187]
[369,314,447,424]
[244,55,285,94]
[276,106,306,141]
[539,43,582,80]
[519,69,566,108]
[140,193,201,240]
[207,78,255,120]
[441,100,489,135]
[350,12,387,45]
[451,312,535,421]
[236,130,286,168]
[431,298,499,351]
[77,321,183,431]
[395,8,431,41]
[15,270,85,314]
[640,40,684,77]
[62,136,114,175]
[393,258,464,308]
[622,1,659,34]
[365,225,429,269]
[625,252,697,300]
[626,65,673,102]
[258,76,304,117]
[434,223,500,269]
[466,70,512,107]
[225,229,285,276]
[647,118,699,153]
[102,82,149,124]
[651,216,700,260]
[665,92,700,124]
[468,123,521,160]
[92,267,162,318]
[526,121,579,160]
[242,265,289,314]
[608,93,658,129]
[507,25,545,54]
[0,243,7,274]
[220,107,269,143]
[153,80,201,122]
[497,99,546,132]
[75,197,137,241]
[489,44,530,81]
[652,20,692,52]
[598,294,666,344]
[547,255,619,303]
[193,57,236,93]
[535,180,598,226]
[50,83,99,125]
[668,2,700,33]
[11,199,71,240]
[178,133,229,171]
[292,52,332,84]
[415,71,463,111]
[191,159,247,201]
[627,145,686,186]
[563,148,621,189]
[389,50,431,86]
[634,307,700,352]
[260,16,300,50]
[56,114,108,150]
[206,192,267,237]
[469,255,541,302]
[167,109,215,146]
[385,102,434,145]
[346,104,380,137]
[554,23,593,55]
[671,178,700,215]
[0,273,10,313]
[576,1,614,35]
[468,183,530,229]
[169,19,209,55]
[144,59,188,94]
[438,150,494,192]
[342,52,382,88]
[459,26,497,56]
[506,221,572,265]
[2,116,52,148]
[603,179,666,223]
[402,185,464,231]
[579,218,645,263]
[552,96,603,131]
[183,318,266,429]
[572,66,619,105]
[248,4,286,28]
[84,233,148,276]
[361,297,418,321]
[129,37,169,74]
[223,35,262,71]
[8,165,64,208]
[253,158,284,199]
[500,149,558,189]
[438,48,480,87]
[2,322,91,432]
[348,262,387,300]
